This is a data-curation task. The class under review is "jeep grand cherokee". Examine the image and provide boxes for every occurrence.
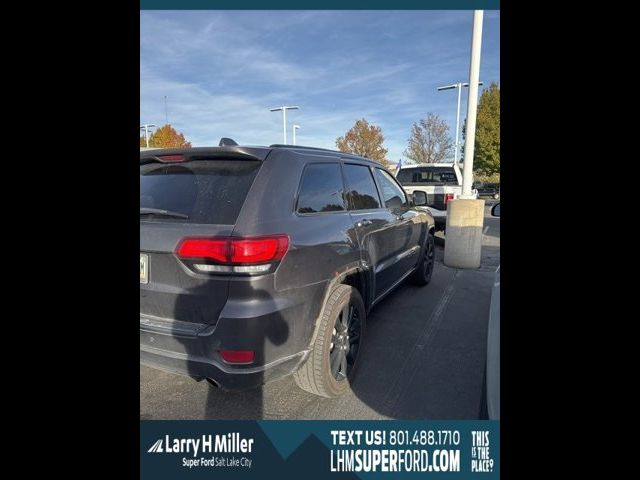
[140,143,435,397]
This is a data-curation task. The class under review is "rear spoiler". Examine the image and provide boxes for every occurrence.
[140,146,271,165]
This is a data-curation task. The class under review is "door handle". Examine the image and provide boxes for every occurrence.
[357,219,373,227]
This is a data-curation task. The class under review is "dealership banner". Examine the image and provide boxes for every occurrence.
[141,420,499,479]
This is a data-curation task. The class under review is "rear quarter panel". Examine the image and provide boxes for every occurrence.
[231,150,361,351]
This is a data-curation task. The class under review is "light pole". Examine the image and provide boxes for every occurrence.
[292,124,300,145]
[443,10,485,270]
[269,106,299,144]
[140,124,156,148]
[164,96,169,125]
[437,81,483,163]
[460,10,484,198]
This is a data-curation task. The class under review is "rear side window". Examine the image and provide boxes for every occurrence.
[296,163,346,214]
[343,164,381,210]
[375,168,408,209]
[396,166,458,185]
[140,160,261,224]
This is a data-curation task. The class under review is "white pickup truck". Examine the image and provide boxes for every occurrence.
[396,163,477,232]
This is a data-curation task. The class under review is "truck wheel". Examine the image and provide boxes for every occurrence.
[410,233,435,286]
[294,284,365,398]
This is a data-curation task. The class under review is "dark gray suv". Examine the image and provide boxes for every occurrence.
[140,143,435,397]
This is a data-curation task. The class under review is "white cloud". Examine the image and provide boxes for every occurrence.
[140,10,500,162]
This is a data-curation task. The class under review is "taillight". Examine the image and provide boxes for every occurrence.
[176,235,289,274]
[219,350,255,364]
[157,154,185,163]
[177,238,228,263]
[444,193,455,205]
[230,236,289,264]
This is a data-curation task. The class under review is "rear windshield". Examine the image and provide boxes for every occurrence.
[396,166,458,185]
[140,160,261,224]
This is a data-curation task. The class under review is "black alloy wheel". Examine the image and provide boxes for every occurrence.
[329,302,362,381]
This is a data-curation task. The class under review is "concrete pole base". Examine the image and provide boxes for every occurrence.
[444,199,485,269]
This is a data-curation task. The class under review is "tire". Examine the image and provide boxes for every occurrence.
[293,284,365,398]
[410,233,435,286]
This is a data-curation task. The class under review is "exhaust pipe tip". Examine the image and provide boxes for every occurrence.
[206,378,220,388]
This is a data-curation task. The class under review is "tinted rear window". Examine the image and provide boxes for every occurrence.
[140,160,261,224]
[396,166,458,185]
[297,163,346,214]
[343,164,381,210]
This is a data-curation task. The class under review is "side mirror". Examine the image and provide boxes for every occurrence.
[413,190,428,206]
[491,202,500,217]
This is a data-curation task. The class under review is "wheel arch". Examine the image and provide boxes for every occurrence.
[302,265,371,355]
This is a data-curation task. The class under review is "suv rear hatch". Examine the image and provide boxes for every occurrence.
[396,165,461,210]
[140,150,265,331]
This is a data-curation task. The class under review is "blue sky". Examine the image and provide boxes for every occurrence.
[140,10,500,162]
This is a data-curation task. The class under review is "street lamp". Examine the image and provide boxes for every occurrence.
[140,124,156,148]
[443,10,485,270]
[269,106,299,144]
[437,81,483,163]
[292,124,300,145]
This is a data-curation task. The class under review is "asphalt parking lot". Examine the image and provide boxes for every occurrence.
[140,204,500,420]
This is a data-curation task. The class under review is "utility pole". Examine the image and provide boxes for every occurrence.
[140,124,156,148]
[269,106,299,144]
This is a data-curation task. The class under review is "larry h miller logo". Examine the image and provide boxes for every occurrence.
[148,439,164,453]
[146,433,255,469]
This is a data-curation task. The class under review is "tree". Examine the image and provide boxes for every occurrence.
[147,124,192,148]
[335,118,389,167]
[140,136,147,147]
[403,113,453,164]
[464,83,500,176]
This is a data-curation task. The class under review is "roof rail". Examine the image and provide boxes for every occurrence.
[269,144,342,154]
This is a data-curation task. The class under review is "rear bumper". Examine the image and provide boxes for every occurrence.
[140,279,325,390]
[140,342,307,390]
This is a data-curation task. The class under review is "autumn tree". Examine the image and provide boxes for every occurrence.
[466,82,500,176]
[140,136,147,147]
[404,113,453,164]
[147,124,192,148]
[335,118,389,167]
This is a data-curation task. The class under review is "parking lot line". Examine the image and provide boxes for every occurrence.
[378,270,460,414]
